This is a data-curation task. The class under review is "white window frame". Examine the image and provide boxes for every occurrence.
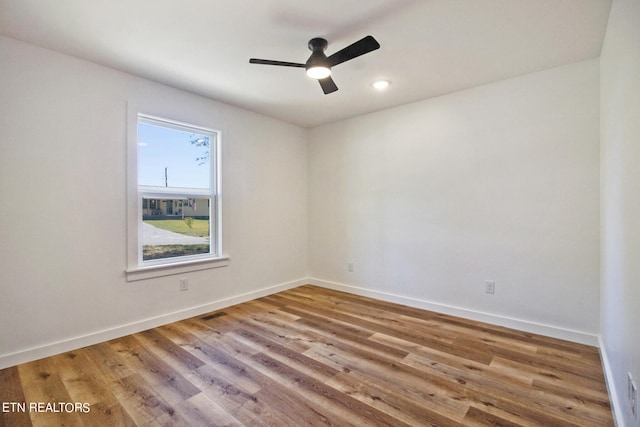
[126,110,228,281]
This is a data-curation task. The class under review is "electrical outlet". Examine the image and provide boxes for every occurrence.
[485,280,495,294]
[347,262,354,272]
[180,278,189,291]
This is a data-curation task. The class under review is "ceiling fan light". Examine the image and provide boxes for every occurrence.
[306,66,331,79]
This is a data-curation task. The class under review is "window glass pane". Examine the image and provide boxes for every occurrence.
[141,197,212,261]
[138,120,211,189]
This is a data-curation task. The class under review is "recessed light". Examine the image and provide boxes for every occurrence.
[372,80,390,90]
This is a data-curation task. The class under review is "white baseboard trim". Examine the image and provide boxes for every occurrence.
[308,278,599,346]
[598,336,623,427]
[0,278,306,370]
[1,277,601,371]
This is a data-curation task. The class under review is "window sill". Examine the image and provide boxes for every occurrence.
[126,256,229,282]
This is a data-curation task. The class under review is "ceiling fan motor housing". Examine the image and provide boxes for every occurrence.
[306,38,330,71]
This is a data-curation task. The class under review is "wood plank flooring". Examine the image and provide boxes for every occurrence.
[0,285,613,426]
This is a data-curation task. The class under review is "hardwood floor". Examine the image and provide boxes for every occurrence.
[0,285,612,426]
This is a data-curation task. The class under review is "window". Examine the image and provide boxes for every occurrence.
[127,112,226,280]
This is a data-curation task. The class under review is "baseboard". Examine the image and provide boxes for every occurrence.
[599,336,624,427]
[0,278,306,370]
[1,276,601,370]
[308,278,600,346]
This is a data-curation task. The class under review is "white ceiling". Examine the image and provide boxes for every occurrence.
[0,0,611,128]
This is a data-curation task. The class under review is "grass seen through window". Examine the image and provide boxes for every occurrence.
[144,219,209,237]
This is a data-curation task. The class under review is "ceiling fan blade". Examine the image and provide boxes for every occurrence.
[318,76,338,94]
[249,58,305,68]
[327,35,380,67]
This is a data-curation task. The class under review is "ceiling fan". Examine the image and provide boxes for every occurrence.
[249,35,380,94]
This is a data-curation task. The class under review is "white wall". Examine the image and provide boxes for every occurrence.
[600,0,640,424]
[309,59,601,343]
[0,36,308,368]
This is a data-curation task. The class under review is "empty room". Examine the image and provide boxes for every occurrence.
[1,0,638,426]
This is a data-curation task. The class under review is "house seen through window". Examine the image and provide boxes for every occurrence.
[137,115,220,264]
